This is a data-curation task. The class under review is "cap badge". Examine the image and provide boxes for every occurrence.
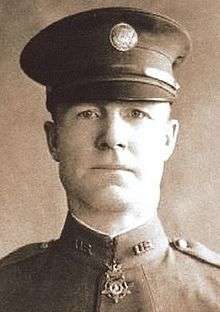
[109,23,138,52]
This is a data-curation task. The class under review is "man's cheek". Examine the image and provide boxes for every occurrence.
[136,141,163,161]
[75,167,87,180]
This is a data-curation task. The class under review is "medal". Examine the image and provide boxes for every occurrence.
[101,260,131,303]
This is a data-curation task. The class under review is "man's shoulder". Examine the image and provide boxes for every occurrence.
[0,240,55,270]
[170,237,220,269]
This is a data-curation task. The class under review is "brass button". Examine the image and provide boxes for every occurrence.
[40,242,49,249]
[176,238,188,249]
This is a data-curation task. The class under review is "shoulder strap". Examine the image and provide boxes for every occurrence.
[170,238,220,268]
[0,241,53,269]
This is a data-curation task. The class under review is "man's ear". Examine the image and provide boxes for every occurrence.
[44,121,60,162]
[163,119,179,161]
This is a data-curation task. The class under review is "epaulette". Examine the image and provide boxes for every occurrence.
[0,240,54,269]
[170,238,220,268]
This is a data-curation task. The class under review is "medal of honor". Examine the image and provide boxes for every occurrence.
[101,260,131,303]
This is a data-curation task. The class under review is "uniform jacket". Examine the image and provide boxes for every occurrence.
[0,213,219,312]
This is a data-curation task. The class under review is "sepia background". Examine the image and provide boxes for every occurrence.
[0,0,219,258]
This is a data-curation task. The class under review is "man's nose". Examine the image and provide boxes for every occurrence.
[95,114,128,151]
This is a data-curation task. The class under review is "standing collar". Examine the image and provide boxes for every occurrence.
[58,212,169,267]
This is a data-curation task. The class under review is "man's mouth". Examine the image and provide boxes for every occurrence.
[91,165,134,173]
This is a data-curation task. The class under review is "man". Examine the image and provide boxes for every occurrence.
[0,7,219,312]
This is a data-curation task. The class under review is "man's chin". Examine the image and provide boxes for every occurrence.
[84,185,135,212]
[83,185,159,215]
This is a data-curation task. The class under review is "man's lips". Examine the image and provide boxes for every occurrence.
[91,165,134,173]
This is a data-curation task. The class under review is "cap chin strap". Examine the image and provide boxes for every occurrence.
[144,67,180,90]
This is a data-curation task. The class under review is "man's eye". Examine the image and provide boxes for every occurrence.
[128,109,151,119]
[77,110,100,119]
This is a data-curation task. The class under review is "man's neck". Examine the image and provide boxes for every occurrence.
[67,198,158,238]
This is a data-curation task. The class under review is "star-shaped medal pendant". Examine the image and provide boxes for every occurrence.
[101,260,131,303]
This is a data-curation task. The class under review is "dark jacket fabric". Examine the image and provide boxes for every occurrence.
[0,213,219,312]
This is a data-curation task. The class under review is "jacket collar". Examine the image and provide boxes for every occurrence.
[58,212,169,267]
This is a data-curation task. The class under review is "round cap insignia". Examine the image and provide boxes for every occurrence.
[109,23,138,52]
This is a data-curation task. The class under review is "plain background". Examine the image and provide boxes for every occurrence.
[0,0,219,258]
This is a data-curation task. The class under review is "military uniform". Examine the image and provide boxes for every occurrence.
[0,213,219,311]
[1,7,219,312]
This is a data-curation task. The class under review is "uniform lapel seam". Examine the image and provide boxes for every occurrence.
[141,264,158,312]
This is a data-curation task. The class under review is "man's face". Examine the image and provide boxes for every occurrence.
[45,101,178,221]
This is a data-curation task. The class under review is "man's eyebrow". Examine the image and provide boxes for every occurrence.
[121,101,168,106]
[71,103,101,108]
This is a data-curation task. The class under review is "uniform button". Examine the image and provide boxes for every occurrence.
[40,242,49,249]
[176,238,188,249]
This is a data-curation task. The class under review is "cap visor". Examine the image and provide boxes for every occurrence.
[47,80,175,112]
